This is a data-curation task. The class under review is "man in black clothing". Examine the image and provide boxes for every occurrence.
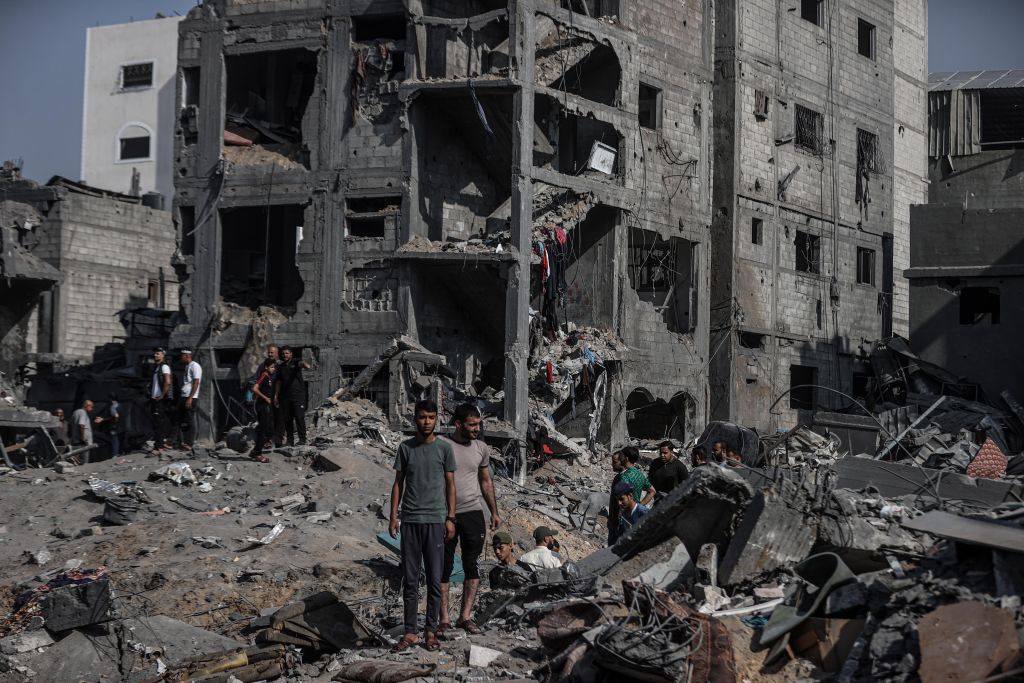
[275,346,310,446]
[250,359,277,463]
[648,441,688,501]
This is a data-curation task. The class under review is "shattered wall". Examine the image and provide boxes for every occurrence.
[710,0,911,431]
[171,0,713,443]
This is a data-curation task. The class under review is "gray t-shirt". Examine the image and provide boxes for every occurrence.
[442,436,491,514]
[394,437,457,524]
[71,408,93,445]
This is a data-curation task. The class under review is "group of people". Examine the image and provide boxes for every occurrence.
[389,400,570,653]
[606,438,745,544]
[149,347,203,454]
[49,398,121,463]
[248,344,310,462]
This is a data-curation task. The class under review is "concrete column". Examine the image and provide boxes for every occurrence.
[503,0,536,433]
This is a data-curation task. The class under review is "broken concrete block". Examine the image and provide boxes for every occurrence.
[696,543,718,587]
[315,448,347,472]
[39,577,112,632]
[635,542,693,589]
[823,580,868,616]
[53,461,76,474]
[27,549,51,566]
[719,480,817,587]
[0,629,54,655]
[468,645,503,667]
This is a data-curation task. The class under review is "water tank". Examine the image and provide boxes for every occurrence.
[142,192,165,211]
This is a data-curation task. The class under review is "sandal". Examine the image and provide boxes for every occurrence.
[455,618,482,635]
[391,634,418,652]
[251,453,269,463]
[423,631,440,651]
[436,622,452,637]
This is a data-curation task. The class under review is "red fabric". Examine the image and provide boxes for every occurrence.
[966,438,1007,479]
[546,360,554,385]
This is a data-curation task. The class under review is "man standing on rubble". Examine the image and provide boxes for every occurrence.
[438,403,501,636]
[249,359,277,463]
[149,348,173,454]
[177,349,202,451]
[608,447,655,544]
[612,481,650,537]
[389,399,458,653]
[71,399,94,456]
[648,441,688,500]
[275,346,310,447]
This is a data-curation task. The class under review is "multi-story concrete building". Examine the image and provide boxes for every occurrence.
[170,0,715,443]
[81,15,184,200]
[709,0,927,431]
[907,70,1024,404]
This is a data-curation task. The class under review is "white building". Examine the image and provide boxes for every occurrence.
[81,15,183,201]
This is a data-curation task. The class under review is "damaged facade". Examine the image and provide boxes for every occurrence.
[907,70,1024,406]
[171,0,714,443]
[709,0,928,431]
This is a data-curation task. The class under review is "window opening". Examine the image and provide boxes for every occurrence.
[795,105,824,154]
[857,247,876,285]
[638,83,662,130]
[751,217,764,245]
[122,62,153,89]
[858,19,876,59]
[119,134,150,160]
[959,287,1000,325]
[795,231,820,274]
[789,365,817,409]
[801,0,823,26]
[754,90,769,120]
[346,196,401,238]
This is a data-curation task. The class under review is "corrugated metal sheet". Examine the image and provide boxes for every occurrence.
[929,69,1024,92]
[928,89,981,157]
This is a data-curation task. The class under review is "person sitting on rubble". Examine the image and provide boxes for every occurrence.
[518,526,564,570]
[249,359,277,463]
[70,400,95,456]
[488,531,531,589]
[388,399,458,654]
[691,446,708,468]
[613,480,650,538]
[648,441,688,501]
[710,440,726,462]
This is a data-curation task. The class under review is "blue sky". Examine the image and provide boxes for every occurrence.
[0,0,1022,182]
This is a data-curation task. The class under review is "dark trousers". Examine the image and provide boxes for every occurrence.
[283,398,306,444]
[253,401,274,455]
[176,398,196,446]
[400,522,445,635]
[150,398,172,446]
[272,404,285,446]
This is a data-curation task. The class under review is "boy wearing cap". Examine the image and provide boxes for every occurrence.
[488,532,531,589]
[518,526,564,570]
[613,480,650,538]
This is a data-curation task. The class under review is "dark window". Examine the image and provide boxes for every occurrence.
[119,135,150,160]
[857,247,876,285]
[801,0,823,26]
[959,287,1000,325]
[858,19,876,59]
[179,206,196,256]
[980,90,1024,147]
[852,371,871,399]
[183,66,200,106]
[754,89,769,120]
[857,129,883,175]
[215,348,245,367]
[122,62,153,88]
[790,365,817,409]
[751,217,764,245]
[346,196,400,238]
[795,105,824,154]
[352,14,406,41]
[795,231,820,274]
[638,83,662,130]
[739,332,765,349]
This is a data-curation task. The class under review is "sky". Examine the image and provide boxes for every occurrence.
[0,0,1022,183]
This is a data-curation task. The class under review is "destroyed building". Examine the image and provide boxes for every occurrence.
[708,0,928,431]
[907,69,1024,405]
[170,0,715,443]
[0,172,178,364]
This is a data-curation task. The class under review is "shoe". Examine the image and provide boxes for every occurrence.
[391,634,418,652]
[455,618,481,635]
[423,631,440,651]
[436,622,451,637]
[297,439,307,446]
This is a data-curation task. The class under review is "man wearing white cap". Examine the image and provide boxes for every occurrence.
[177,349,202,450]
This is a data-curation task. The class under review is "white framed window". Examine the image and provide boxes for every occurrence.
[115,122,154,163]
[121,61,154,89]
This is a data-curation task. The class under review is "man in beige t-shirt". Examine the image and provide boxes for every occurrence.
[438,403,501,635]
